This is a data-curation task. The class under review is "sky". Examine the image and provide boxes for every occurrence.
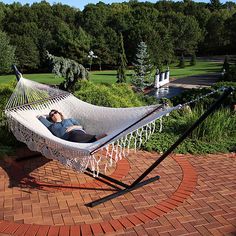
[0,0,233,10]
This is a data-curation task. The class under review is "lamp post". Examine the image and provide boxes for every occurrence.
[88,50,98,71]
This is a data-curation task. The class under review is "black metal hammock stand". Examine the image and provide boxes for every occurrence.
[85,86,234,207]
[10,65,234,207]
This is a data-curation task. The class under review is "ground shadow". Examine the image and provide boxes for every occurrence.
[0,148,118,192]
[171,73,220,86]
[0,151,50,189]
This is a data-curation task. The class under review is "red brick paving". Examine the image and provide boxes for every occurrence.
[0,148,235,235]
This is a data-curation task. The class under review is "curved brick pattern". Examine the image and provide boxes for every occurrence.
[116,153,236,235]
[0,150,235,235]
[0,150,183,226]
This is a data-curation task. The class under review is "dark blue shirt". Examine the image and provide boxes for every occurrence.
[38,116,82,140]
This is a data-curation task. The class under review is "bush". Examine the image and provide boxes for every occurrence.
[183,106,236,142]
[222,60,236,82]
[74,80,146,107]
[213,81,236,107]
[142,105,236,154]
[0,83,23,156]
[170,87,213,107]
[171,83,236,109]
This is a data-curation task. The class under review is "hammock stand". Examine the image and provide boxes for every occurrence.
[9,66,233,207]
[86,86,233,207]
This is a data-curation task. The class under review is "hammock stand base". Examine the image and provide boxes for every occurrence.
[85,87,233,207]
[85,168,160,207]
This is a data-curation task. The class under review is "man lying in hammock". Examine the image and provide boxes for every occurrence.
[38,109,106,143]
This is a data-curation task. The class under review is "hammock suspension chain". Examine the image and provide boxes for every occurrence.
[179,87,227,108]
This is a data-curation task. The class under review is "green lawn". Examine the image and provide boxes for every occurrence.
[0,73,64,85]
[170,60,222,79]
[0,59,222,86]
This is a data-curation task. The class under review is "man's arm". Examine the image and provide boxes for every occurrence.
[38,116,52,128]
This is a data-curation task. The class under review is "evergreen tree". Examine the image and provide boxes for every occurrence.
[0,30,16,74]
[179,55,185,68]
[116,33,127,83]
[46,51,88,92]
[12,35,40,71]
[223,55,230,72]
[131,41,153,91]
[209,0,222,11]
[190,54,196,66]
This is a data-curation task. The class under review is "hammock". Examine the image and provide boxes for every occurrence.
[5,76,180,174]
[5,70,233,207]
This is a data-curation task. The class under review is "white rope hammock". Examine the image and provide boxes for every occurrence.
[5,77,182,175]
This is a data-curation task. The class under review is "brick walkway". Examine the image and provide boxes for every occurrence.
[0,148,235,235]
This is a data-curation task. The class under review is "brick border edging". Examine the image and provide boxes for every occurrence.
[0,154,198,235]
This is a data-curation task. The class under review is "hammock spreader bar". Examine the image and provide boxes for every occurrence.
[5,93,70,112]
[86,87,233,207]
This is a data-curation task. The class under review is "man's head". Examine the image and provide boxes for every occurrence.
[49,110,63,122]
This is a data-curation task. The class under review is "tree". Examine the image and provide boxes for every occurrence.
[203,11,229,54]
[225,13,236,54]
[1,0,235,72]
[116,33,127,83]
[171,14,202,56]
[131,41,153,91]
[11,35,40,71]
[0,3,6,30]
[222,55,230,72]
[75,27,92,63]
[209,0,222,11]
[47,51,89,92]
[190,53,196,66]
[179,54,185,68]
[0,30,16,74]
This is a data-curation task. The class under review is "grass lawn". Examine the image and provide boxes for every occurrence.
[170,60,222,79]
[0,73,64,85]
[0,59,222,86]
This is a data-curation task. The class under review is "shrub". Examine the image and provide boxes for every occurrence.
[170,87,213,107]
[0,83,23,156]
[0,145,14,157]
[171,83,236,109]
[74,80,145,107]
[213,81,236,107]
[143,105,236,154]
[222,59,236,82]
[183,106,236,142]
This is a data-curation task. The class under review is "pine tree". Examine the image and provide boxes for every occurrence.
[46,51,88,92]
[131,41,153,91]
[0,30,16,74]
[179,54,185,68]
[209,0,222,11]
[190,54,196,66]
[223,55,230,72]
[116,33,127,83]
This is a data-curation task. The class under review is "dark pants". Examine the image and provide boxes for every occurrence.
[67,130,97,143]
